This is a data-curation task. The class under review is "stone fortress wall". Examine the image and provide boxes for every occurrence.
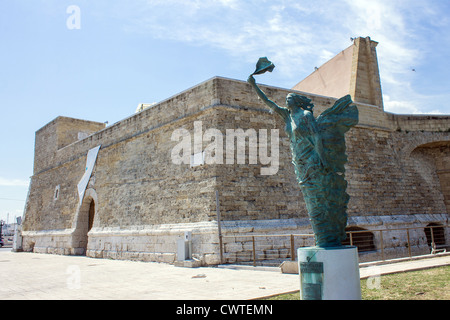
[21,37,449,265]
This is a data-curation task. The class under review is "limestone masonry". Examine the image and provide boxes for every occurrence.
[20,37,449,265]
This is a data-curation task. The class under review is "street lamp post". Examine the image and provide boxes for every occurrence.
[0,220,4,242]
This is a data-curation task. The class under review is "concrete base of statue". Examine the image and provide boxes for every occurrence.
[297,246,361,300]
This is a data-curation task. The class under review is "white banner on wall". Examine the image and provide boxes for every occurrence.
[77,145,101,205]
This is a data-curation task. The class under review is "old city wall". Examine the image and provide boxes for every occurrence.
[22,77,449,263]
[22,79,226,260]
[24,79,221,231]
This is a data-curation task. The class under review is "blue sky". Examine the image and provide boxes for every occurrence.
[0,0,449,223]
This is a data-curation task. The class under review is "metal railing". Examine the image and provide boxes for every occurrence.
[219,225,449,266]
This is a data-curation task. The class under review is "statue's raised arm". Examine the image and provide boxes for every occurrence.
[247,75,289,122]
[247,58,289,122]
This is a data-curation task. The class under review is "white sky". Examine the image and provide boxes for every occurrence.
[0,0,449,223]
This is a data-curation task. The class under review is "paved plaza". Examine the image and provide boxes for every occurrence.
[0,249,300,300]
[1,249,449,300]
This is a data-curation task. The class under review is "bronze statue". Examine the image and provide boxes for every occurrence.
[248,58,358,247]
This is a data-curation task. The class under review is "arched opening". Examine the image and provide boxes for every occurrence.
[410,141,450,215]
[76,197,95,256]
[88,200,95,232]
[424,223,446,250]
[71,188,98,256]
[342,226,375,252]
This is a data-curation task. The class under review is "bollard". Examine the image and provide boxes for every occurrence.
[177,231,192,261]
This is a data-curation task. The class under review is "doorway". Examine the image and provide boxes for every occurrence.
[88,200,95,232]
[424,223,446,250]
[72,188,98,256]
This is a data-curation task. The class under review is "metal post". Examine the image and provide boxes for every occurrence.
[349,232,353,246]
[406,229,412,258]
[215,191,223,264]
[290,234,295,261]
[379,230,385,261]
[252,236,256,267]
[430,226,435,253]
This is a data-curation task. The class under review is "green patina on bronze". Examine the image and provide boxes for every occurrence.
[248,57,359,247]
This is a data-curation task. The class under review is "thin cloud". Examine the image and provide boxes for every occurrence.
[113,0,449,114]
[0,177,29,187]
[117,1,346,77]
[384,95,444,115]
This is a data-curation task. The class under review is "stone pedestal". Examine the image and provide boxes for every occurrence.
[297,246,361,300]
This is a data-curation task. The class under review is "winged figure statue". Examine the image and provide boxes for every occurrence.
[248,58,358,247]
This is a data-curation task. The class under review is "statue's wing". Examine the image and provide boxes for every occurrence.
[316,95,359,173]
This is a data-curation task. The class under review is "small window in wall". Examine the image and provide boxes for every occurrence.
[342,226,376,252]
[424,223,446,249]
[53,185,60,201]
